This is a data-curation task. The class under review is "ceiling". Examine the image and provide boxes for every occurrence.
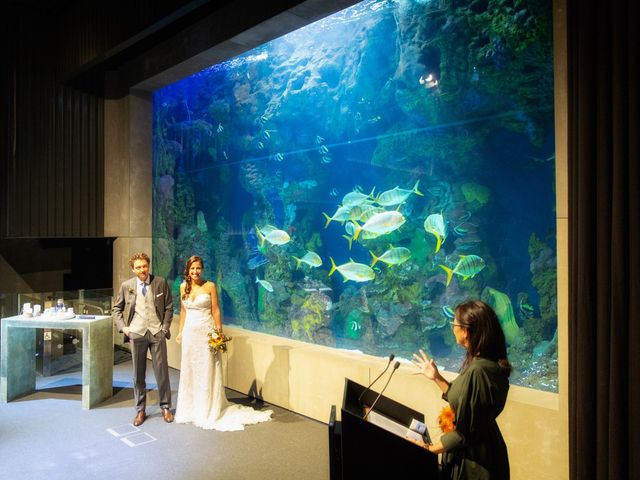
[58,0,360,98]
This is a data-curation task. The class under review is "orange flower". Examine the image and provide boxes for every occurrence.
[438,405,455,433]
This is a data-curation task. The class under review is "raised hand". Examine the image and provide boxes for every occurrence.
[411,349,439,380]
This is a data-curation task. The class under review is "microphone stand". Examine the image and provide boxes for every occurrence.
[363,361,401,420]
[358,354,394,405]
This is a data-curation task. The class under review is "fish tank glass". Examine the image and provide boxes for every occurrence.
[152,0,558,391]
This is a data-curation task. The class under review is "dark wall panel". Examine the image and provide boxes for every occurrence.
[4,73,104,238]
[2,0,205,239]
[2,3,105,238]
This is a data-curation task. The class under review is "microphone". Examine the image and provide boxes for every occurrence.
[363,361,401,420]
[358,354,395,405]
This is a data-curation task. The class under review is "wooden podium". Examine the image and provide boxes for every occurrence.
[329,378,439,479]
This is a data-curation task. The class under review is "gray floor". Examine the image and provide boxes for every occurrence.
[0,354,330,480]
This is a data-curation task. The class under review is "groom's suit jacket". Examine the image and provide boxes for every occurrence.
[112,274,174,338]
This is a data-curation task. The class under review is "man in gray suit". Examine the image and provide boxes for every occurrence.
[113,252,174,426]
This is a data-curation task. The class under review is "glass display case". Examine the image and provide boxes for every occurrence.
[1,289,113,376]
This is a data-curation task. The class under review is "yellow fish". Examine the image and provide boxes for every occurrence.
[376,180,424,207]
[352,211,405,240]
[423,213,446,253]
[255,225,291,246]
[341,187,376,207]
[369,245,411,267]
[293,251,322,269]
[322,205,352,228]
[328,257,375,283]
[440,254,485,286]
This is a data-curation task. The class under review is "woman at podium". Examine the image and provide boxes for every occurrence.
[411,299,511,480]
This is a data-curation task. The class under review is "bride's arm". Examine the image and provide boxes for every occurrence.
[208,282,223,331]
[176,283,186,344]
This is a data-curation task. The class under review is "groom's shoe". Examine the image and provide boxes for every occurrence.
[133,410,146,427]
[162,408,174,423]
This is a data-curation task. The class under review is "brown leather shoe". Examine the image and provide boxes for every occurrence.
[133,410,146,427]
[162,408,174,423]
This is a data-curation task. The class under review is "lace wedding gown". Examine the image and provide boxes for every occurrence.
[174,293,273,431]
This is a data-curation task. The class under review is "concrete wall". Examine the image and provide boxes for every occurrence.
[104,91,154,345]
[105,91,154,291]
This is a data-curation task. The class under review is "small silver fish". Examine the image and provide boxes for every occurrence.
[255,276,274,292]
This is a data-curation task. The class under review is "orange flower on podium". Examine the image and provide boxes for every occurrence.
[438,405,455,433]
[207,327,232,353]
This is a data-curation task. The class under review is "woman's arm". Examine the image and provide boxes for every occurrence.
[208,282,222,331]
[426,441,444,454]
[407,437,445,454]
[175,283,186,344]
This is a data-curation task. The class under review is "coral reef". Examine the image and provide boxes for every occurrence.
[528,233,558,338]
[153,238,174,279]
[290,291,332,341]
[460,182,491,206]
[151,0,557,391]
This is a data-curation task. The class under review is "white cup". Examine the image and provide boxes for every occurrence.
[33,304,42,315]
[23,307,33,317]
[67,307,75,315]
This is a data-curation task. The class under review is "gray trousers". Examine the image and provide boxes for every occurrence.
[129,330,171,411]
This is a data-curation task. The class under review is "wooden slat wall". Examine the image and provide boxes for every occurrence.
[8,81,105,238]
[4,74,105,239]
[2,0,194,239]
[2,4,106,238]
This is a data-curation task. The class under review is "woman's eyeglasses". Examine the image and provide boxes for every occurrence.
[450,322,469,328]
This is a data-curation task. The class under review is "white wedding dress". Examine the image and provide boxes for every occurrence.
[174,293,273,431]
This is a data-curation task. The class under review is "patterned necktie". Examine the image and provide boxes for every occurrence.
[141,283,147,296]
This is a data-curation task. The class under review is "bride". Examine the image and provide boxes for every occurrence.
[174,255,273,430]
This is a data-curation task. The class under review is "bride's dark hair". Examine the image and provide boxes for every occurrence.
[183,255,204,299]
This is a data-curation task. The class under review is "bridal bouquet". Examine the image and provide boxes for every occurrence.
[438,405,455,433]
[207,327,232,354]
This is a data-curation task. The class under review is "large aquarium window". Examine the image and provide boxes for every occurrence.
[152,0,557,392]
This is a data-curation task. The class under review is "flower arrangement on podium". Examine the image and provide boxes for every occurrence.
[438,405,455,433]
[207,327,232,353]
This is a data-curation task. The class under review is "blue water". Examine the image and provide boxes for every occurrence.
[152,0,557,391]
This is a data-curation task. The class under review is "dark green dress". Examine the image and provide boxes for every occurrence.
[440,357,510,480]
